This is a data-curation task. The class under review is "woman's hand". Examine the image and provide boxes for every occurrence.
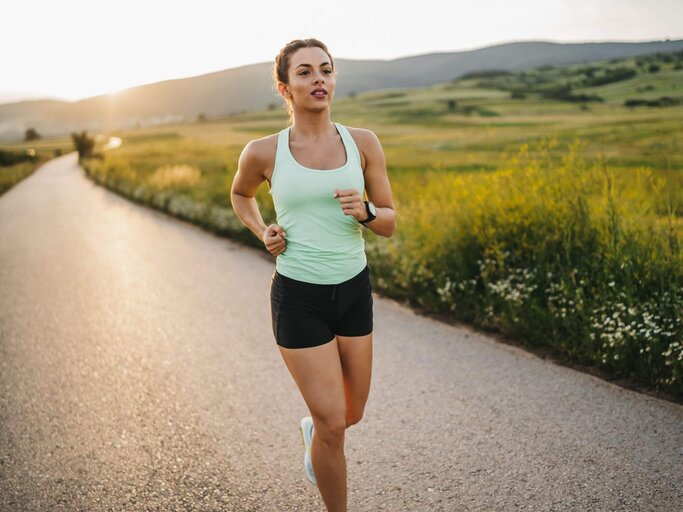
[333,189,366,222]
[263,224,287,256]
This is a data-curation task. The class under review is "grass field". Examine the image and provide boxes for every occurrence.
[0,135,103,193]
[4,49,683,399]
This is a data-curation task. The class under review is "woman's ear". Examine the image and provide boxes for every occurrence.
[277,82,290,98]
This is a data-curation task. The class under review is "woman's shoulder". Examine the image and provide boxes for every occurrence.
[341,125,383,169]
[241,132,280,163]
[244,132,280,153]
[343,125,381,148]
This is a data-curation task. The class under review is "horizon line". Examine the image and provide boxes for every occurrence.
[2,36,682,106]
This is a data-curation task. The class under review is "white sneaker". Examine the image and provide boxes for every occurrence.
[300,416,317,485]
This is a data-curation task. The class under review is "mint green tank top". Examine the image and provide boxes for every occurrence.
[268,122,367,284]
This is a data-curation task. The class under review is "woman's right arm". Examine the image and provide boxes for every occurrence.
[230,141,287,256]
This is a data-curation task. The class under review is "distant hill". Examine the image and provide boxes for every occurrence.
[1,39,683,142]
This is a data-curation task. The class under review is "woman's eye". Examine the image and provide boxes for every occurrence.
[299,69,332,76]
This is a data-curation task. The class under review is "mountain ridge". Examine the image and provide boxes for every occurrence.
[2,39,683,142]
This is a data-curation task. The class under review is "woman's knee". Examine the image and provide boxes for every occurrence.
[346,410,364,428]
[312,413,347,446]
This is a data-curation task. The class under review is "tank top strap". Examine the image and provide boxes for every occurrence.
[334,122,362,168]
[275,127,292,168]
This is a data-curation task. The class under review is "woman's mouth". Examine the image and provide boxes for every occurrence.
[311,90,327,98]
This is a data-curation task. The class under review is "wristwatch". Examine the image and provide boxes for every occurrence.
[359,200,377,225]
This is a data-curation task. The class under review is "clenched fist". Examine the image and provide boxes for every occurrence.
[263,224,287,256]
[333,188,366,222]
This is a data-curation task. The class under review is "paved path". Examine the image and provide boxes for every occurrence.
[0,153,681,511]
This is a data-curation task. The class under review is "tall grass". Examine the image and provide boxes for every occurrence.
[0,161,39,194]
[82,134,682,397]
[364,138,682,395]
[0,154,55,195]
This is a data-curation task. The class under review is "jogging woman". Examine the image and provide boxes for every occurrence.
[230,38,396,512]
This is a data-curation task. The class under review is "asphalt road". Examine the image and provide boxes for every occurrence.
[1,153,681,511]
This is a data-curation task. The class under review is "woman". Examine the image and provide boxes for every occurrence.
[230,38,396,512]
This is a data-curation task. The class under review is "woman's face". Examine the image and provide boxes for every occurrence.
[281,46,336,112]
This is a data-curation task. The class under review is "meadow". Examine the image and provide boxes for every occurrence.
[11,50,682,399]
[0,135,91,194]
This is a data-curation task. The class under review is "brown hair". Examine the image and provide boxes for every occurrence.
[272,38,335,124]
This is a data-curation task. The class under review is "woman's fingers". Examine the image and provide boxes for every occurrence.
[267,236,286,256]
[262,224,287,256]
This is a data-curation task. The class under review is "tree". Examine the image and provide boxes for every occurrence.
[71,130,95,158]
[24,128,41,141]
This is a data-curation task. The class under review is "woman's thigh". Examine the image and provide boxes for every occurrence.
[337,332,373,424]
[278,337,347,428]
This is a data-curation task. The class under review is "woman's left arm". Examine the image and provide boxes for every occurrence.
[358,129,396,237]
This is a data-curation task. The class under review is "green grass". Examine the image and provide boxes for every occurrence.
[576,69,683,100]
[0,137,77,195]
[73,49,683,400]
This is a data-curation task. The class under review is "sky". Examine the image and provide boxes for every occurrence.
[1,0,681,104]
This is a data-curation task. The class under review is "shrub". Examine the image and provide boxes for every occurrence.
[624,96,681,108]
[24,128,41,141]
[460,69,512,79]
[582,67,637,87]
[373,140,683,396]
[0,149,35,167]
[542,85,603,103]
[71,130,95,158]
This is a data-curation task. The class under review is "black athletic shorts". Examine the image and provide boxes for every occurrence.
[270,263,374,349]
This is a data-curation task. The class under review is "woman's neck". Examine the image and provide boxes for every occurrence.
[289,112,336,140]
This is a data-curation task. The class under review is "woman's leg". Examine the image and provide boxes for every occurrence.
[336,332,373,428]
[278,337,348,512]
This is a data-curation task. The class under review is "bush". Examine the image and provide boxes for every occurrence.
[624,96,681,108]
[0,149,36,167]
[460,69,512,79]
[580,66,598,78]
[71,130,95,158]
[374,140,683,396]
[542,85,603,103]
[24,128,41,141]
[582,67,637,87]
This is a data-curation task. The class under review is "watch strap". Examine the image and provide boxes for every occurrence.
[360,200,374,225]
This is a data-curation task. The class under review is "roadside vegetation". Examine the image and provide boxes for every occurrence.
[0,129,108,195]
[73,48,682,399]
[0,128,64,195]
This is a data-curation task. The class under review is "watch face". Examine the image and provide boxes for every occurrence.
[368,202,377,215]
